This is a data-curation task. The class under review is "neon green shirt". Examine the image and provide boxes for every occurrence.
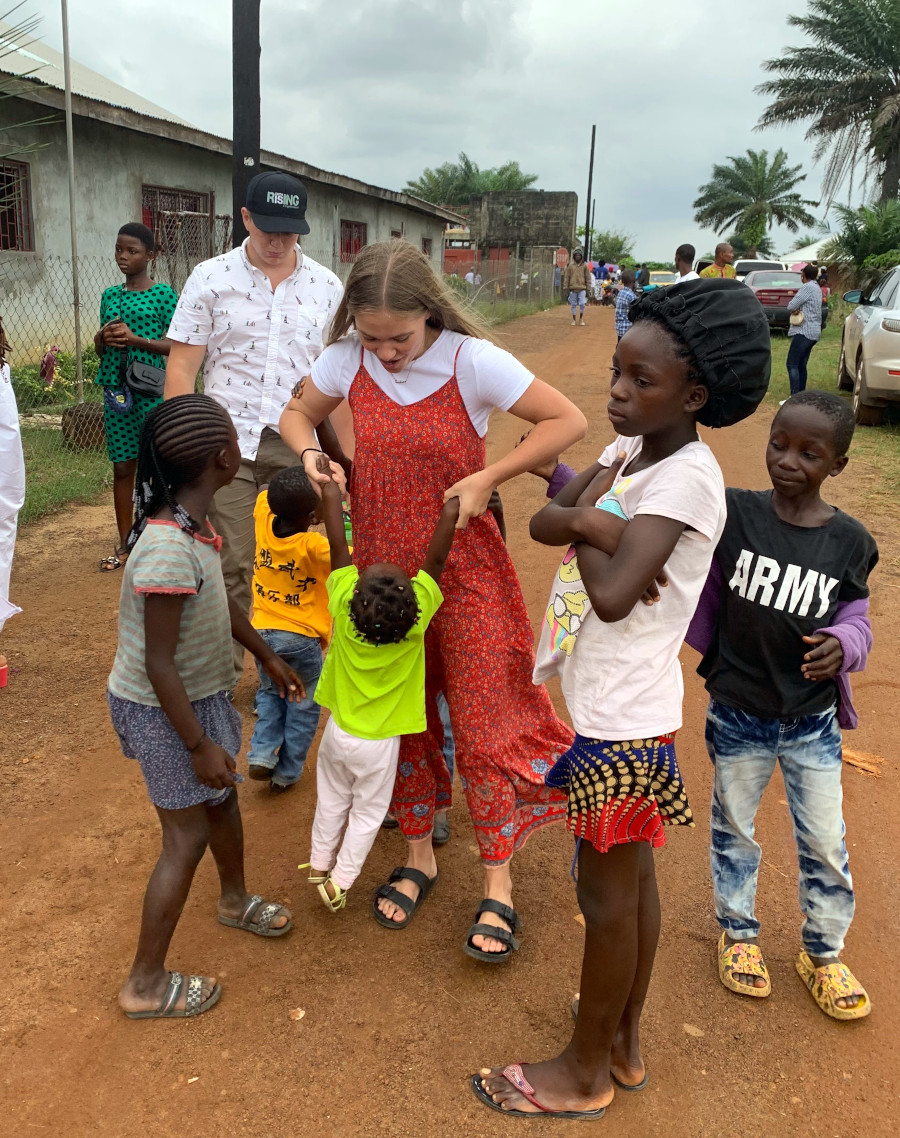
[314,565,443,740]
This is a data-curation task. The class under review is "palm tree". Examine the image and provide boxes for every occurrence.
[820,200,900,284]
[757,0,900,204]
[693,148,818,257]
[403,151,537,206]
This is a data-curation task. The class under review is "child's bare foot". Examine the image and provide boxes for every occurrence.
[475,1055,614,1115]
[118,970,217,1016]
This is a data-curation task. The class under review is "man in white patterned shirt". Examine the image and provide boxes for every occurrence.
[166,171,343,682]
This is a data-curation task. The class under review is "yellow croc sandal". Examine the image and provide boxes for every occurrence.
[718,931,772,998]
[796,951,871,1021]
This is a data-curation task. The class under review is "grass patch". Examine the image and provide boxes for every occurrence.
[480,296,562,326]
[20,425,111,526]
[767,322,900,507]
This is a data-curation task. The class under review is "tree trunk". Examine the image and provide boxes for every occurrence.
[879,140,900,203]
[746,245,758,257]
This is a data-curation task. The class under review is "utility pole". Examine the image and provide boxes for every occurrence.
[584,124,595,261]
[232,0,261,247]
[589,197,596,261]
[60,0,83,402]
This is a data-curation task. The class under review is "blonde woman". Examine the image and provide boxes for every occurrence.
[280,241,585,960]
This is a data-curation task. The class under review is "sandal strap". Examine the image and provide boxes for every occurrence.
[387,866,431,893]
[184,974,205,1016]
[475,898,521,931]
[721,940,768,980]
[468,922,519,951]
[374,883,416,917]
[159,971,183,1015]
[812,961,866,1000]
[254,902,283,934]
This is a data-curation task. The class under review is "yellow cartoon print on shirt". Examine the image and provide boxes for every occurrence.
[544,480,633,661]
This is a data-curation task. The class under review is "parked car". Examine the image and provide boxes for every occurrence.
[838,266,900,426]
[743,270,829,331]
[640,270,677,293]
[733,259,786,281]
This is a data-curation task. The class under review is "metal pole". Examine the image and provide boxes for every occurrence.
[232,0,261,247]
[589,197,596,262]
[61,0,83,402]
[584,124,596,260]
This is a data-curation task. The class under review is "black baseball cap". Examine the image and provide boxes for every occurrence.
[245,171,310,235]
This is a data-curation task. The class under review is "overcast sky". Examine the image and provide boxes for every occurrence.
[26,0,857,258]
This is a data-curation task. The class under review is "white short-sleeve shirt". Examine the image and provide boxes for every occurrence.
[310,330,534,437]
[533,434,726,740]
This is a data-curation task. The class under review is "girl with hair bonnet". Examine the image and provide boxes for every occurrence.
[281,240,586,960]
[473,278,770,1117]
[107,394,303,1019]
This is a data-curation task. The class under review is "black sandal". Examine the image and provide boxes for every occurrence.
[463,899,521,963]
[372,866,438,930]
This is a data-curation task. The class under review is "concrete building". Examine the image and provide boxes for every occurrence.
[0,21,461,355]
[469,191,577,259]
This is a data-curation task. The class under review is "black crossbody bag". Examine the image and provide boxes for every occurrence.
[114,285,167,397]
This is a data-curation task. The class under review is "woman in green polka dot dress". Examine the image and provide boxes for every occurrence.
[94,223,178,570]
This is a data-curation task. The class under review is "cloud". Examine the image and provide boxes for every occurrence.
[26,0,840,256]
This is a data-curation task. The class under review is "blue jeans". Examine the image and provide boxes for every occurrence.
[248,629,323,787]
[706,699,854,958]
[437,690,455,779]
[786,333,817,395]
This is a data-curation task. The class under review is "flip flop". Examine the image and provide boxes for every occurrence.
[470,1065,607,1120]
[99,555,123,572]
[463,900,520,963]
[570,994,649,1090]
[717,931,771,998]
[217,894,292,937]
[796,950,871,1021]
[124,971,221,1020]
[372,866,438,930]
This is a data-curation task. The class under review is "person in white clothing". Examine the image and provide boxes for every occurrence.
[164,171,344,683]
[0,319,25,640]
[674,243,699,283]
[473,278,770,1119]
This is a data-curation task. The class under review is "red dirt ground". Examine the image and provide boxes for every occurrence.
[2,304,898,1138]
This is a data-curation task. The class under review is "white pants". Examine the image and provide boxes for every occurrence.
[309,718,400,891]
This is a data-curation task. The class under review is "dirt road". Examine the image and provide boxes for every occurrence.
[2,304,898,1137]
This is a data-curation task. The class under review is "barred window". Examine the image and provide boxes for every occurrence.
[0,160,34,251]
[141,185,211,253]
[340,219,367,263]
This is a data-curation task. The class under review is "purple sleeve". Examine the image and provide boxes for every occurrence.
[816,597,872,730]
[684,558,723,655]
[546,462,577,499]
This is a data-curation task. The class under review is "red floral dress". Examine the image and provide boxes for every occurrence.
[348,345,573,866]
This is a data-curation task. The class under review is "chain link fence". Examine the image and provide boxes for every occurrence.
[3,222,562,525]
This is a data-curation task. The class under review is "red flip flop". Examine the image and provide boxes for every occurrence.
[470,1064,607,1120]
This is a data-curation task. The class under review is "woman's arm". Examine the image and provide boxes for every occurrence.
[444,378,587,528]
[279,379,345,492]
[575,513,685,623]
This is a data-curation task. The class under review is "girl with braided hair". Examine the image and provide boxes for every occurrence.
[108,394,304,1020]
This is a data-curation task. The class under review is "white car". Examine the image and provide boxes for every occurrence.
[732,259,787,281]
[838,266,900,425]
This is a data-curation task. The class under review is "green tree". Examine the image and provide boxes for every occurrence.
[403,151,537,205]
[693,148,817,257]
[820,200,900,283]
[725,231,778,259]
[584,229,635,263]
[757,0,900,205]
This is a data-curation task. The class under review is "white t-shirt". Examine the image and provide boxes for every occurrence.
[310,330,534,438]
[533,434,726,739]
[675,271,699,283]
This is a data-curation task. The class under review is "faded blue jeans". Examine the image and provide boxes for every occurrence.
[706,698,854,958]
[248,629,323,787]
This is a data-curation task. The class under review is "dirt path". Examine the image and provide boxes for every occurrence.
[2,304,898,1138]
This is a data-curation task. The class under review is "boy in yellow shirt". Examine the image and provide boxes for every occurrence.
[247,467,333,793]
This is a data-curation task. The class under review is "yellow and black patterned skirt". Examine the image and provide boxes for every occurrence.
[545,733,693,853]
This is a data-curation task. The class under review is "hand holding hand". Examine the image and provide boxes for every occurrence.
[443,470,494,530]
[801,634,843,681]
[305,449,345,497]
[262,654,305,701]
[191,736,238,789]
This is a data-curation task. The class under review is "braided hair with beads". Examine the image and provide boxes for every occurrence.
[126,394,235,550]
[349,572,420,646]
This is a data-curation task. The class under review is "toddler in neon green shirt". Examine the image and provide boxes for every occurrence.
[304,456,459,912]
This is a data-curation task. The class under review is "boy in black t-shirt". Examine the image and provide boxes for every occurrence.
[687,391,878,1022]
